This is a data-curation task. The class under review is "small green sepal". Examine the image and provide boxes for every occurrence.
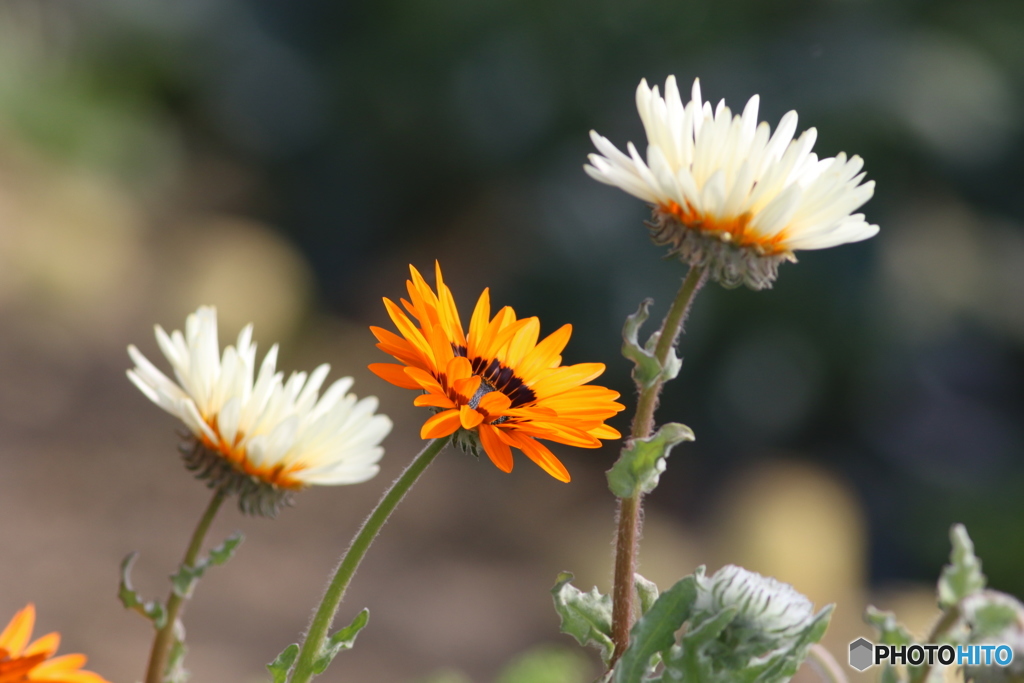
[267,643,299,683]
[312,608,370,674]
[607,423,694,498]
[551,572,614,665]
[118,552,167,629]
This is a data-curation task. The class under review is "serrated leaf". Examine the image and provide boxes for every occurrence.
[171,532,244,598]
[865,606,914,646]
[614,575,698,683]
[118,552,167,629]
[312,608,369,675]
[208,532,244,564]
[607,423,694,498]
[938,524,986,609]
[551,572,614,665]
[622,299,681,389]
[635,574,660,616]
[266,643,299,683]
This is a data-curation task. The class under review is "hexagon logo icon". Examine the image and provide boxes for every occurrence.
[849,638,874,671]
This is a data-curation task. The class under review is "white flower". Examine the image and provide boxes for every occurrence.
[585,76,878,288]
[695,565,815,640]
[127,306,392,502]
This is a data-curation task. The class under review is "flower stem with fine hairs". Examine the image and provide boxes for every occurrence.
[289,436,450,683]
[145,486,227,683]
[610,264,707,665]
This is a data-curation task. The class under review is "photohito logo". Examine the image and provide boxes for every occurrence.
[849,638,1014,671]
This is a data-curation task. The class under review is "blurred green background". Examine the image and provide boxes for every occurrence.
[0,0,1021,681]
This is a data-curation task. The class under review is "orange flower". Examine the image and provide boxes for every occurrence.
[370,263,625,482]
[0,604,110,683]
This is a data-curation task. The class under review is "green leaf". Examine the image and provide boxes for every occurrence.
[607,423,694,498]
[118,552,167,629]
[622,299,681,389]
[266,643,299,683]
[938,524,986,609]
[312,608,369,675]
[551,572,614,665]
[864,606,914,646]
[635,574,660,616]
[614,575,698,683]
[171,532,244,598]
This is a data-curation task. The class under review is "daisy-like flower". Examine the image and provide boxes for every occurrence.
[369,263,624,482]
[0,604,110,683]
[127,306,393,516]
[586,76,878,289]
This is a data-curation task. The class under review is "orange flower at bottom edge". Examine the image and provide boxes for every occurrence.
[369,262,626,482]
[0,604,110,683]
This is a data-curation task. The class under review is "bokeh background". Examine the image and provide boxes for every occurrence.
[0,0,1022,681]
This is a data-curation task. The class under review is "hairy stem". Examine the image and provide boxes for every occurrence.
[145,486,227,683]
[289,437,450,683]
[610,264,706,665]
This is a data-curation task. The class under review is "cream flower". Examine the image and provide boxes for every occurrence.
[128,306,392,514]
[586,76,878,288]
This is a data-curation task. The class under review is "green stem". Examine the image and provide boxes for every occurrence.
[610,264,707,665]
[145,486,227,683]
[289,437,450,683]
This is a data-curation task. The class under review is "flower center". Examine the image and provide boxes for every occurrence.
[452,345,537,408]
[659,200,788,254]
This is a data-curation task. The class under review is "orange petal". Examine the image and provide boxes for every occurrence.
[507,432,571,482]
[404,367,445,394]
[467,288,491,353]
[434,262,467,347]
[480,315,532,360]
[30,653,86,673]
[368,363,423,390]
[420,409,462,439]
[516,323,572,381]
[478,424,513,473]
[459,405,485,429]
[452,375,481,401]
[588,423,622,440]
[426,323,455,368]
[24,631,59,658]
[477,391,512,417]
[445,356,473,382]
[0,604,35,657]
[413,393,456,409]
[529,363,606,398]
[502,317,540,368]
[383,298,434,365]
[512,421,602,448]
